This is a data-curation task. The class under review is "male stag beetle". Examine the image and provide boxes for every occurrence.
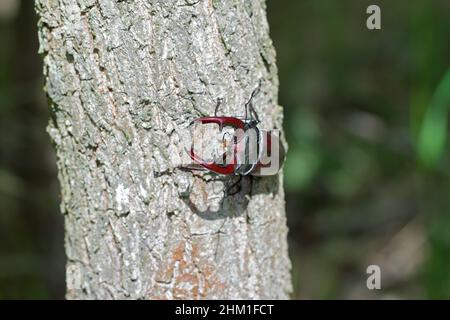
[187,88,285,176]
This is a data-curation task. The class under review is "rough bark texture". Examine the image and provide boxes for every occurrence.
[36,0,291,299]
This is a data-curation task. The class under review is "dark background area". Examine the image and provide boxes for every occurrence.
[1,0,450,299]
[0,0,63,298]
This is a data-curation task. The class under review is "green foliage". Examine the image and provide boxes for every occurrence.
[417,69,450,168]
[269,0,450,298]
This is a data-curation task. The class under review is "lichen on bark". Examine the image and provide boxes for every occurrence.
[36,0,291,299]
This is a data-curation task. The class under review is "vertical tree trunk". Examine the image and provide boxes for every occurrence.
[36,0,291,299]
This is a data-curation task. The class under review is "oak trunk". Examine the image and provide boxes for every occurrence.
[36,0,291,299]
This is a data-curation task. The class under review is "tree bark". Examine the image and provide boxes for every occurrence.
[36,0,291,299]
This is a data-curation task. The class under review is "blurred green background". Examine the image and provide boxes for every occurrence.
[1,0,450,299]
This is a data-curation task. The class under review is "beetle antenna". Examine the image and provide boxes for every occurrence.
[245,81,261,123]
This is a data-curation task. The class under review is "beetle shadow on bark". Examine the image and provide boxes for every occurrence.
[182,175,280,221]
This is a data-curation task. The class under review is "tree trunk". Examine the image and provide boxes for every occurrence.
[35,0,291,299]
